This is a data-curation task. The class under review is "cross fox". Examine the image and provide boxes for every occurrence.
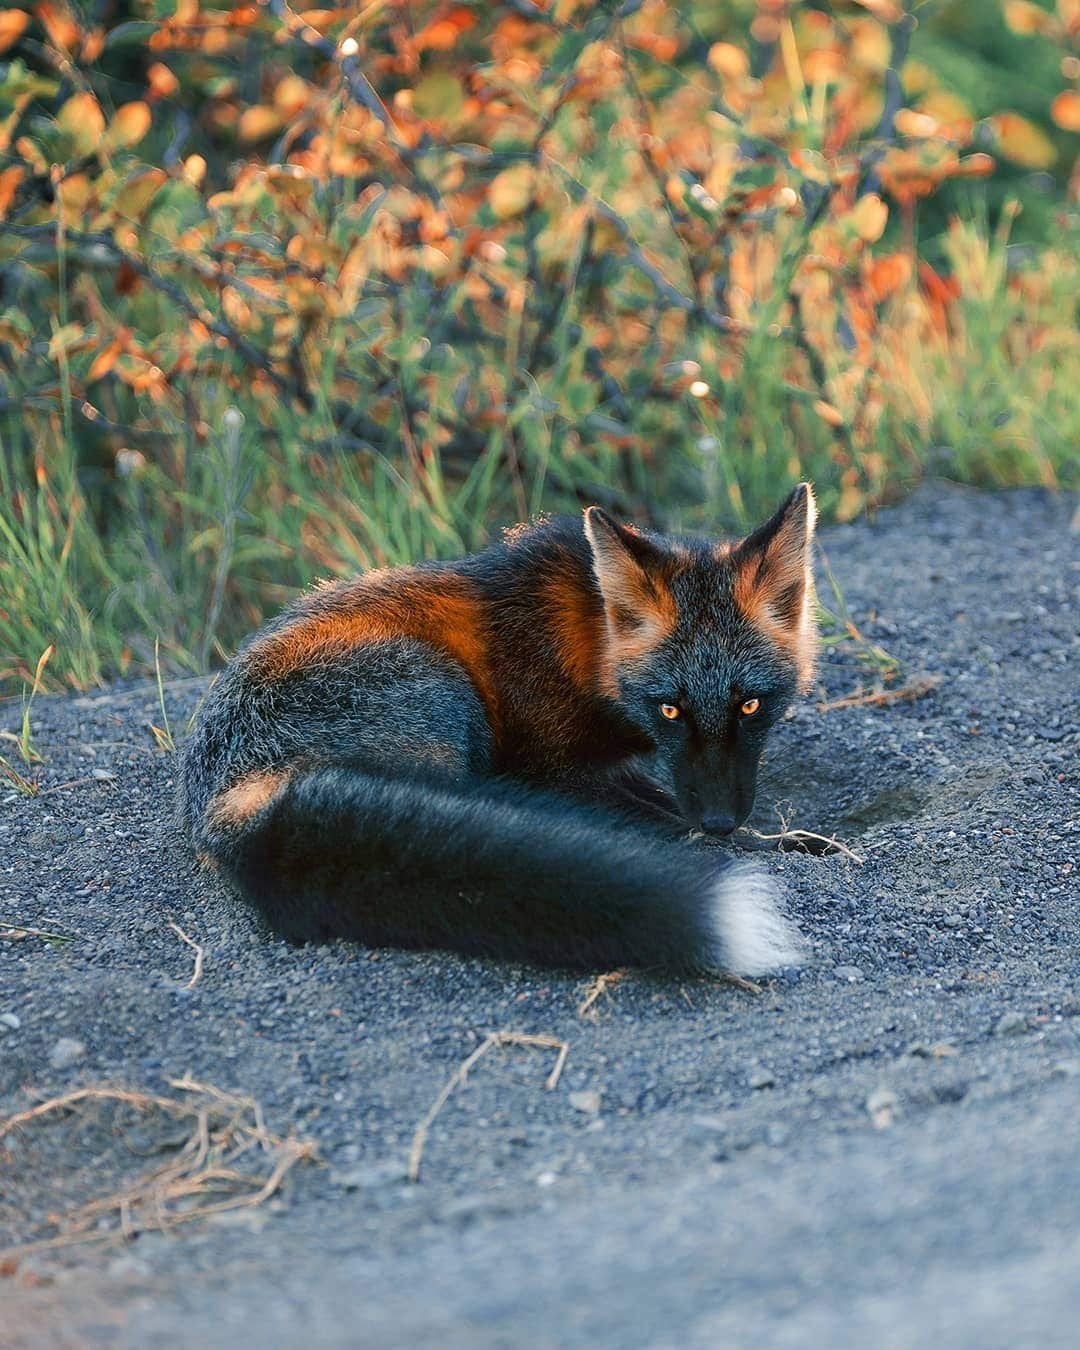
[180,484,818,976]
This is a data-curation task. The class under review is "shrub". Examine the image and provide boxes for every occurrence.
[0,0,1076,689]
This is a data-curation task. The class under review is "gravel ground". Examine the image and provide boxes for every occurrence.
[1,483,1077,1349]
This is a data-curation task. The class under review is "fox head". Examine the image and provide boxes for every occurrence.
[584,484,817,836]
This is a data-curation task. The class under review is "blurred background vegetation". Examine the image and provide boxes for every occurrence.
[0,0,1077,692]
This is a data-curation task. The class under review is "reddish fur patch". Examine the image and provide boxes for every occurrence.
[583,509,684,697]
[732,557,817,692]
[542,571,603,692]
[245,570,499,727]
[598,584,678,697]
[209,768,292,829]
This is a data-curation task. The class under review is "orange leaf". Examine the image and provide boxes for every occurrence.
[867,252,912,303]
[954,153,996,178]
[147,63,179,101]
[273,75,310,118]
[1004,1,1058,35]
[87,339,123,382]
[918,261,960,307]
[1050,90,1080,132]
[0,10,29,52]
[851,192,889,243]
[707,42,748,82]
[36,2,81,51]
[416,7,476,51]
[106,101,152,150]
[238,106,283,144]
[0,165,24,220]
[488,164,535,220]
[989,112,1057,169]
[851,0,903,21]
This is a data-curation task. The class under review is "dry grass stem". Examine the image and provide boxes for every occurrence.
[0,920,76,942]
[408,1030,568,1183]
[718,973,763,994]
[168,921,205,989]
[745,825,865,864]
[818,674,941,713]
[0,1079,315,1262]
[577,970,625,1019]
[32,777,100,798]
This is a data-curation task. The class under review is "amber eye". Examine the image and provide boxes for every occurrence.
[659,703,681,721]
[740,697,761,717]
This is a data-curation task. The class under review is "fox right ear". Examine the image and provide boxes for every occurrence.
[731,482,818,688]
[583,506,676,638]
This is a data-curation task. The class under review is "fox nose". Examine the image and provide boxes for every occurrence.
[701,812,737,837]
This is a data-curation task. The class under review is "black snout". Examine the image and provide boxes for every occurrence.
[701,812,737,837]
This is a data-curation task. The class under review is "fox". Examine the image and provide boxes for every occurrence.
[179,483,818,976]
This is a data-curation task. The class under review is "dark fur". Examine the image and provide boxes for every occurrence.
[180,488,816,972]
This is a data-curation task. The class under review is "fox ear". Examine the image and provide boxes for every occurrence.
[731,483,818,687]
[583,506,676,637]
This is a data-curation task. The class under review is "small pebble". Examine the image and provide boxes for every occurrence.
[569,1090,601,1117]
[49,1037,87,1070]
[748,1067,776,1090]
[867,1088,899,1129]
[994,1011,1028,1037]
[834,966,864,983]
[0,1013,20,1031]
[329,1160,407,1191]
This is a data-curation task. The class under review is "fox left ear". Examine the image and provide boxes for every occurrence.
[731,483,818,689]
[583,508,679,688]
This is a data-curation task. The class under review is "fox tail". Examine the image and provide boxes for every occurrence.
[197,766,804,976]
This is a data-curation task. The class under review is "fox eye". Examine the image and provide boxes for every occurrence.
[659,703,681,721]
[740,697,761,717]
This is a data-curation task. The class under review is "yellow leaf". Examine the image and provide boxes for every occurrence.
[47,322,84,359]
[851,192,889,243]
[707,43,748,82]
[413,73,465,123]
[0,10,29,53]
[1004,1,1057,35]
[112,167,167,218]
[273,75,310,118]
[990,112,1057,169]
[183,154,206,187]
[57,91,105,156]
[105,101,152,150]
[238,106,283,144]
[852,0,903,21]
[894,108,938,139]
[488,164,535,220]
[1050,90,1080,132]
[813,400,845,427]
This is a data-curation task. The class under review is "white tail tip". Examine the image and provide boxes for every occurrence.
[711,867,805,975]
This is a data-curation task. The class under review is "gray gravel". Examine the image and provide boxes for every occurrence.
[1,483,1077,1349]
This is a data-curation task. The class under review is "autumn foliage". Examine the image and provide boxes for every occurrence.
[0,1,1077,688]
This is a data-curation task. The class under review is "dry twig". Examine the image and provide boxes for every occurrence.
[818,674,941,713]
[744,825,864,864]
[0,920,77,942]
[577,970,625,1019]
[0,1079,315,1262]
[168,921,205,989]
[408,1031,568,1183]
